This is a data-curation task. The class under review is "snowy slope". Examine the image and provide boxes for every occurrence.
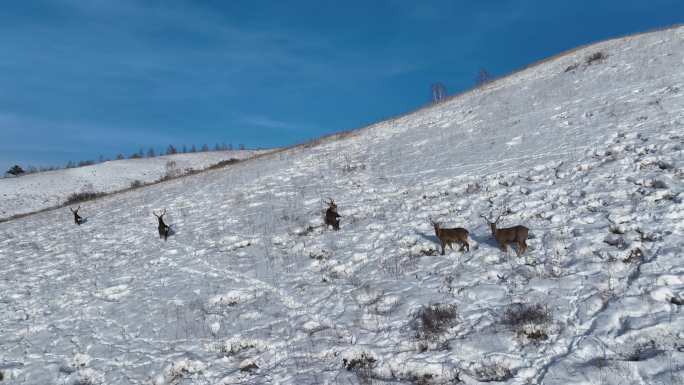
[0,150,268,220]
[1,27,683,385]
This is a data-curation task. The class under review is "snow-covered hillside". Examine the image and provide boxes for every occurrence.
[1,27,683,384]
[0,150,268,220]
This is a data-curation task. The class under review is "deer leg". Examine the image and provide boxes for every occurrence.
[441,241,446,255]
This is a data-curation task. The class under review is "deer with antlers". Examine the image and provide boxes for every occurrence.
[430,218,470,255]
[324,198,341,230]
[153,209,171,240]
[481,210,528,256]
[69,206,84,225]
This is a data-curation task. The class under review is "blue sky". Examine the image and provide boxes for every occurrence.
[1,0,683,170]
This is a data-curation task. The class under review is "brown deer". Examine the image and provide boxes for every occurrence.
[430,218,470,255]
[481,212,528,256]
[153,209,171,240]
[324,198,341,230]
[70,206,84,225]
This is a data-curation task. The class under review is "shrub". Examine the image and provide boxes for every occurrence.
[129,180,144,189]
[6,165,24,176]
[64,191,106,205]
[207,158,240,170]
[474,362,513,382]
[343,352,376,385]
[465,183,481,193]
[586,51,607,65]
[414,303,458,340]
[623,248,643,264]
[564,62,580,72]
[502,302,552,342]
[503,303,550,326]
[342,352,376,371]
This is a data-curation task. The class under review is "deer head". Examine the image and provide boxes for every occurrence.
[429,217,441,232]
[480,211,503,235]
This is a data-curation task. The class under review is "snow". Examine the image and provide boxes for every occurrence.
[1,27,684,384]
[0,150,268,220]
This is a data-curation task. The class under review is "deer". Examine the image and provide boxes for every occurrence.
[480,211,528,256]
[70,206,84,225]
[324,198,341,230]
[430,218,470,255]
[153,209,171,240]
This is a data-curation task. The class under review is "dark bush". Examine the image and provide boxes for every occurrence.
[343,352,376,371]
[502,302,552,342]
[129,180,144,188]
[6,165,24,176]
[207,158,240,170]
[503,303,551,327]
[564,62,580,73]
[474,362,514,382]
[623,248,643,264]
[414,303,458,339]
[64,191,106,205]
[586,51,607,65]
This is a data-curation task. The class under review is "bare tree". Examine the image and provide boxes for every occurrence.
[477,68,492,86]
[166,145,177,155]
[6,165,24,176]
[431,82,447,103]
[201,144,209,152]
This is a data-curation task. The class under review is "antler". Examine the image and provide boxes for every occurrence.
[327,197,335,206]
[481,208,505,224]
[70,205,80,214]
[153,209,167,218]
